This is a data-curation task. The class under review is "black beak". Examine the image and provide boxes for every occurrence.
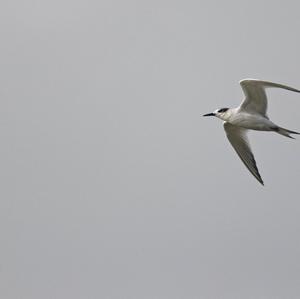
[203,113,215,117]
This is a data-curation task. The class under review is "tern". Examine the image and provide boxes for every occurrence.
[203,79,300,185]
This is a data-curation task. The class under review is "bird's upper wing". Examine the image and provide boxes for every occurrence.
[223,122,264,185]
[239,79,300,116]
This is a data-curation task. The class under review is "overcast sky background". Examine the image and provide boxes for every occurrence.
[1,0,300,298]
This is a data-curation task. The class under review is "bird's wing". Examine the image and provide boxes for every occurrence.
[239,79,300,116]
[223,122,264,185]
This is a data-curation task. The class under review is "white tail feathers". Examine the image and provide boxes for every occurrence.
[274,126,300,139]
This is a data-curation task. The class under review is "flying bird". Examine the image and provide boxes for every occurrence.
[203,79,300,185]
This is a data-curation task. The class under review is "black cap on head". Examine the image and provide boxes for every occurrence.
[217,108,229,113]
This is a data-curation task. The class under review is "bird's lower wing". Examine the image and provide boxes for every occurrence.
[223,122,264,185]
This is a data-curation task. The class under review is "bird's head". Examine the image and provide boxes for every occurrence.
[203,107,229,120]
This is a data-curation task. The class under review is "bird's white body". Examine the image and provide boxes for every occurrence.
[217,108,276,131]
[203,78,300,185]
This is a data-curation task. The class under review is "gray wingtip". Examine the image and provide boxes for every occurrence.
[239,78,300,93]
[254,171,264,186]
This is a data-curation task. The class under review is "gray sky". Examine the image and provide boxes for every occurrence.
[1,0,300,298]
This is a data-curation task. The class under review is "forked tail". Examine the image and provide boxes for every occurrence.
[273,126,300,139]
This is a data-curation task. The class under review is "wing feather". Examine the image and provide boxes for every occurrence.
[239,79,300,116]
[223,122,264,185]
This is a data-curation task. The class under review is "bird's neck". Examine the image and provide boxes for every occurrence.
[218,108,236,121]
